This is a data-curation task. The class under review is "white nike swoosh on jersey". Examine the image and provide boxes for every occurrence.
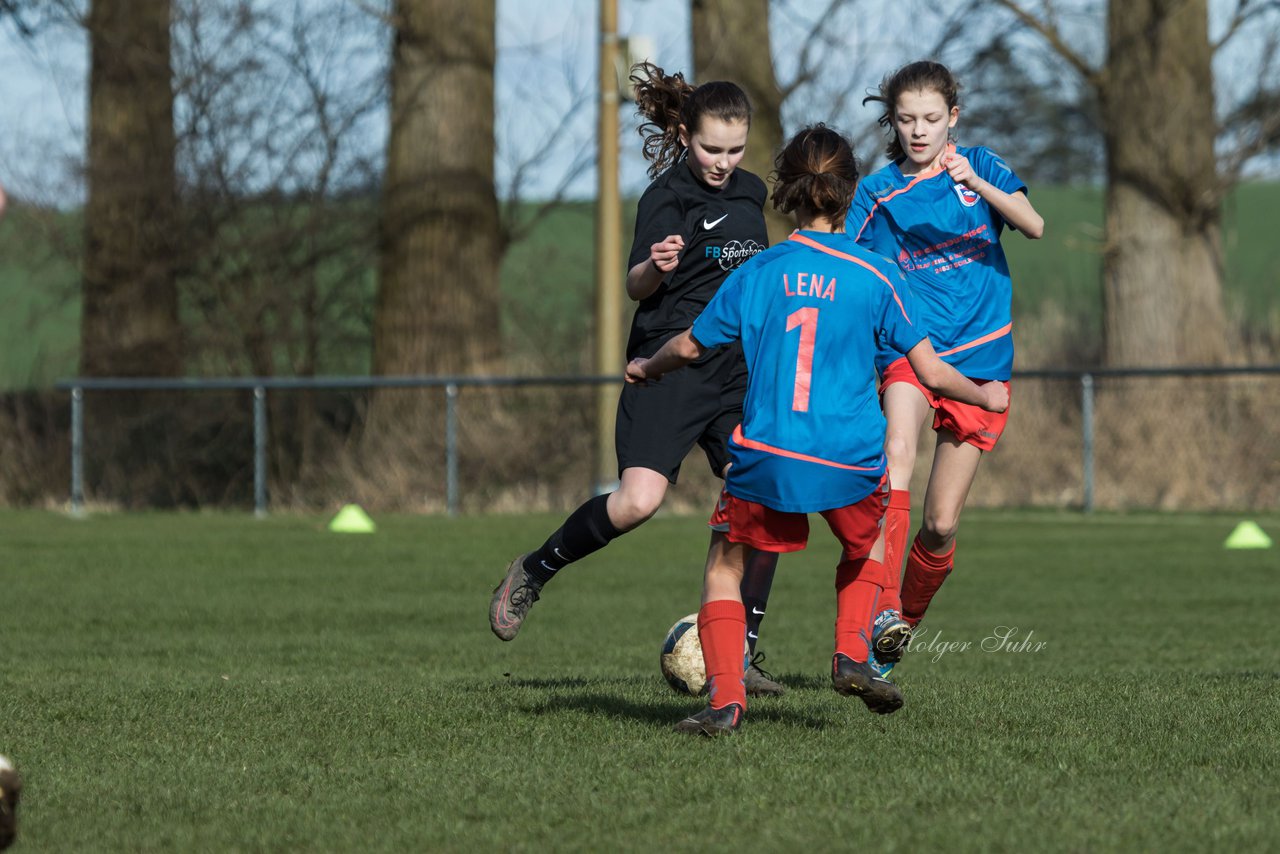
[702,213,728,230]
[751,607,765,616]
[552,547,566,560]
[540,560,554,570]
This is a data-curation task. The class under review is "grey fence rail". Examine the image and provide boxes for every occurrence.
[54,365,1280,516]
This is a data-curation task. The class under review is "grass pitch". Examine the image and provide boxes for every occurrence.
[1,509,1277,851]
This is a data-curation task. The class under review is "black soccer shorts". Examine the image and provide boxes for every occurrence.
[615,343,746,483]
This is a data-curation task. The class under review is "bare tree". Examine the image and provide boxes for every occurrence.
[169,0,387,499]
[985,0,1280,366]
[172,0,384,381]
[373,0,501,377]
[81,0,182,377]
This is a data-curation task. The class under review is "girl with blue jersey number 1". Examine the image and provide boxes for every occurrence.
[848,61,1044,671]
[627,125,1008,736]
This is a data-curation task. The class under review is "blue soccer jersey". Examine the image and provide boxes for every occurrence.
[691,231,925,513]
[846,144,1027,380]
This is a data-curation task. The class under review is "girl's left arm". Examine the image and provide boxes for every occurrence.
[944,152,1044,239]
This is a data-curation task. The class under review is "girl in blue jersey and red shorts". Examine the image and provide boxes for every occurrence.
[847,61,1044,670]
[489,64,786,695]
[627,125,1008,735]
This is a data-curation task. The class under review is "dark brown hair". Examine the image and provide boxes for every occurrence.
[863,60,961,161]
[770,124,859,226]
[630,62,753,178]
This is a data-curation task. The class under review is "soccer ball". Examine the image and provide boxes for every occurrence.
[659,613,750,696]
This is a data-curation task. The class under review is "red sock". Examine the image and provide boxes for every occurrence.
[698,600,747,711]
[834,558,889,662]
[880,489,911,613]
[900,535,955,627]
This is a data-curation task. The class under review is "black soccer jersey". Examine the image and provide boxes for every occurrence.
[626,159,768,357]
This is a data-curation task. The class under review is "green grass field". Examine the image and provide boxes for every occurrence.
[1,509,1277,851]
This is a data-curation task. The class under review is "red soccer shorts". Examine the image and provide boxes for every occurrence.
[879,356,1011,451]
[709,478,889,559]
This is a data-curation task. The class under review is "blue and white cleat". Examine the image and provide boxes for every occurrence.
[871,609,912,665]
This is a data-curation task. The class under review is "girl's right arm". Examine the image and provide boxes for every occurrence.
[944,149,1044,239]
[904,338,1008,412]
[625,234,685,300]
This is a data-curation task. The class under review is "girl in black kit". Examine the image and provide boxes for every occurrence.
[490,63,784,695]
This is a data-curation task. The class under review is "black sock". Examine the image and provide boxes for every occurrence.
[740,549,779,655]
[523,494,621,586]
[742,597,766,656]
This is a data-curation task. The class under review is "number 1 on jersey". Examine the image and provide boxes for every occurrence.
[786,307,818,412]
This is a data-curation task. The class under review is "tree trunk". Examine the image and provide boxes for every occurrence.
[691,0,790,244]
[362,0,500,507]
[81,0,181,377]
[374,0,501,377]
[1100,0,1227,366]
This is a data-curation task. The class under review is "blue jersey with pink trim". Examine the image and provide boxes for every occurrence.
[691,231,925,513]
[846,145,1026,380]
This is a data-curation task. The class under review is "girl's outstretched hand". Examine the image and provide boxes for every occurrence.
[625,357,654,385]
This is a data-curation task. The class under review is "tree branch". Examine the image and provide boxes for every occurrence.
[1218,27,1280,182]
[1212,0,1280,53]
[778,0,848,100]
[989,0,1101,87]
[500,87,593,246]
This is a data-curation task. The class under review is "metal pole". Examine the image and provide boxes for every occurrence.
[253,386,268,518]
[594,0,622,496]
[70,386,85,517]
[446,383,459,516]
[1081,373,1095,513]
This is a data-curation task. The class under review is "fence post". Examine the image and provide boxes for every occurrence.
[1081,373,1095,513]
[254,385,268,518]
[70,386,85,517]
[445,383,459,516]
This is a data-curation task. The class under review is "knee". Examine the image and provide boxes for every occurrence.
[920,508,960,545]
[883,433,915,472]
[610,485,665,530]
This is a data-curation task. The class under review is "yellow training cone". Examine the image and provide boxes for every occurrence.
[328,504,376,534]
[1224,520,1272,550]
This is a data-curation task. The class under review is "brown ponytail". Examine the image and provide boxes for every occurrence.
[771,124,859,226]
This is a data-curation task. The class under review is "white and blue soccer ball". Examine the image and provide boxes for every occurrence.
[660,613,750,696]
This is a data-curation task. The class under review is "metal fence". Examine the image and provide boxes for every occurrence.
[53,365,1280,516]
